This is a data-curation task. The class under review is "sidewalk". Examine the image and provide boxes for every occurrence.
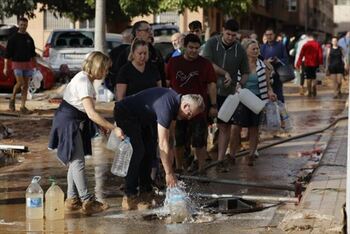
[278,116,347,233]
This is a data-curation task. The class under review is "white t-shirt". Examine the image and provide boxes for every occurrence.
[63,71,95,112]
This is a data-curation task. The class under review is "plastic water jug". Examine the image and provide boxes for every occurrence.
[106,131,121,152]
[218,93,240,122]
[45,178,64,220]
[111,137,133,177]
[167,187,190,223]
[26,176,44,219]
[238,88,266,114]
[277,101,292,131]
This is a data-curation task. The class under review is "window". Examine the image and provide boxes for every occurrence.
[44,10,72,30]
[288,0,297,12]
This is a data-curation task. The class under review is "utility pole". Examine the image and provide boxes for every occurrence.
[305,0,308,33]
[93,0,106,96]
[94,0,106,53]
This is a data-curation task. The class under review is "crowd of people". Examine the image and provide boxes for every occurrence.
[6,17,348,216]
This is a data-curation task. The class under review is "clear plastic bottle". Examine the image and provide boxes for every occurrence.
[167,187,189,223]
[26,176,44,219]
[106,131,121,152]
[45,178,64,220]
[111,137,133,177]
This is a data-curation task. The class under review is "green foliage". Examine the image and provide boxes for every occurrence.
[0,0,252,25]
[0,0,38,19]
[158,0,252,16]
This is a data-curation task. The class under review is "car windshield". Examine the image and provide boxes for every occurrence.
[53,31,94,48]
[153,28,178,37]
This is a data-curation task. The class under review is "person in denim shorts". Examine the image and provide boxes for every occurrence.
[3,18,36,114]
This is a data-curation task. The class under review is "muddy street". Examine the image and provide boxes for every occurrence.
[0,76,348,233]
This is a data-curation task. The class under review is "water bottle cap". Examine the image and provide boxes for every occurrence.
[48,176,56,185]
[124,137,130,143]
[31,176,41,184]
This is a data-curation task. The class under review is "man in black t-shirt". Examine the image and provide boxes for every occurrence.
[114,87,205,210]
[3,17,36,114]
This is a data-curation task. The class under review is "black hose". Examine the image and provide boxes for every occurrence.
[194,115,348,174]
[178,175,295,191]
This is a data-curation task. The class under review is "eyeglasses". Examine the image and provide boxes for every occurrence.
[190,29,201,33]
[138,27,152,32]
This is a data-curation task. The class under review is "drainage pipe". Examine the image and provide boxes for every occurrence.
[196,193,299,203]
[177,174,295,191]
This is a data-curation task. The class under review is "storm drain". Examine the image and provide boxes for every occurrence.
[202,198,260,215]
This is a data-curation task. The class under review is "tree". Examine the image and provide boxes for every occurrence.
[0,0,38,20]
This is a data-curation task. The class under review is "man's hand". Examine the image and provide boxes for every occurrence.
[165,173,177,187]
[223,72,232,87]
[268,90,277,101]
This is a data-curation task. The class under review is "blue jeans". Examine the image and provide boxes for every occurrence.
[67,131,93,201]
[13,69,33,78]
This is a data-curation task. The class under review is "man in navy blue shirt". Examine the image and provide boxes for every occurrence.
[260,28,289,102]
[114,87,205,210]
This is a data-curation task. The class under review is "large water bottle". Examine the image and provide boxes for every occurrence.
[111,137,133,177]
[238,88,266,114]
[26,176,44,219]
[218,93,240,122]
[167,187,190,223]
[45,178,64,220]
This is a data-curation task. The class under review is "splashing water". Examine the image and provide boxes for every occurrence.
[154,181,199,223]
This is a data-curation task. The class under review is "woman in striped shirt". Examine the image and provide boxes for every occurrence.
[230,38,276,166]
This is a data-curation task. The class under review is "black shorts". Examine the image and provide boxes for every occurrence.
[175,116,207,148]
[328,65,344,75]
[231,103,261,127]
[304,66,318,79]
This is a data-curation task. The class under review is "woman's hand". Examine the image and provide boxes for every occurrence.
[113,127,125,140]
[268,90,277,101]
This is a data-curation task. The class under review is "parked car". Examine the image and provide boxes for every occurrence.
[0,44,55,91]
[151,23,179,43]
[43,29,122,78]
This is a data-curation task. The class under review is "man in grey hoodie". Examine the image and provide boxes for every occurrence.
[202,19,249,172]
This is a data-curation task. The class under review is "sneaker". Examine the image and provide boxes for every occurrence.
[9,99,15,112]
[138,192,153,210]
[65,197,82,211]
[80,199,109,215]
[20,106,32,115]
[121,195,139,211]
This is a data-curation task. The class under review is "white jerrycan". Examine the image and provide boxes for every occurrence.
[238,88,266,114]
[218,93,240,122]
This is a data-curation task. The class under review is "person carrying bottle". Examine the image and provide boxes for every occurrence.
[48,51,124,215]
[113,87,205,210]
[232,39,277,166]
[116,38,162,209]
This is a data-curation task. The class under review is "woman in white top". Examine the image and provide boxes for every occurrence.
[49,51,124,215]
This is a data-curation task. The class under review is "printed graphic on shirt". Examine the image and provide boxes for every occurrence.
[176,70,199,87]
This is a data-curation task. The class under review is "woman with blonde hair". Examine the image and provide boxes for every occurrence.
[230,39,276,166]
[49,51,124,215]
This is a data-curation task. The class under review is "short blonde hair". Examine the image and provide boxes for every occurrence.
[82,51,111,79]
[241,38,258,51]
